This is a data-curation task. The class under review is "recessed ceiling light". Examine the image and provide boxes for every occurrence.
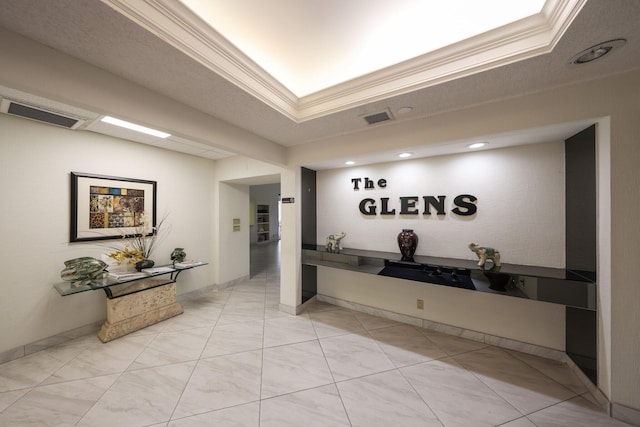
[570,39,626,65]
[397,107,413,115]
[398,152,413,158]
[468,142,487,149]
[101,116,171,138]
[345,160,356,165]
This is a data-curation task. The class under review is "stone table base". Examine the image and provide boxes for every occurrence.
[98,281,183,343]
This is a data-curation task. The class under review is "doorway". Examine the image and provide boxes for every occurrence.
[249,182,281,278]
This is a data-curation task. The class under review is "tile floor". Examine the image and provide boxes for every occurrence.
[0,243,629,426]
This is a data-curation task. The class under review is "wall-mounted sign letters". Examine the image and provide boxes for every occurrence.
[351,176,477,217]
[351,177,386,189]
[358,195,477,216]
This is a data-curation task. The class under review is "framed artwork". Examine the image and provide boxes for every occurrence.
[70,172,157,242]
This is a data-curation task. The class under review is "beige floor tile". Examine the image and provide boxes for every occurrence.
[173,351,262,418]
[260,384,349,427]
[261,340,333,398]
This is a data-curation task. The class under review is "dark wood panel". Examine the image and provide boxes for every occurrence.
[301,167,317,304]
[565,125,596,272]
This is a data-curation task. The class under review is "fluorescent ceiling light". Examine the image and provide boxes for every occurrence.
[468,142,487,149]
[101,116,171,138]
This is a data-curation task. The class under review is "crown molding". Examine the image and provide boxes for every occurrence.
[102,0,300,120]
[102,0,586,123]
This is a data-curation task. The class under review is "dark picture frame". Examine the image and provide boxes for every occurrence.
[70,172,157,242]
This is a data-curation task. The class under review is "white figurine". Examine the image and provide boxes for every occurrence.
[326,232,346,253]
[469,243,501,270]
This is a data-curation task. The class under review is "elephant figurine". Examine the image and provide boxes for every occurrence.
[469,243,501,270]
[325,232,346,253]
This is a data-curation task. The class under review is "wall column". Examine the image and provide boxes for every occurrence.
[279,167,302,311]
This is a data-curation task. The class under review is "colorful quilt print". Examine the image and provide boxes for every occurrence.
[89,186,145,229]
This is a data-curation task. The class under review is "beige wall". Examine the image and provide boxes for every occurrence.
[0,114,216,353]
[216,182,251,284]
[279,167,303,310]
[608,101,640,412]
[0,27,286,166]
[318,268,566,349]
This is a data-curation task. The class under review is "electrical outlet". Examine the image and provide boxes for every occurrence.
[416,299,424,310]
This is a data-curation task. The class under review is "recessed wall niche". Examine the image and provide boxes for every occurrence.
[305,129,598,383]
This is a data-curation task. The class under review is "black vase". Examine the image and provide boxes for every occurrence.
[397,229,418,262]
[484,271,511,291]
[135,259,155,272]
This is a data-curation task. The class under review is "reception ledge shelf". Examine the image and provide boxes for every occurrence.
[302,246,596,310]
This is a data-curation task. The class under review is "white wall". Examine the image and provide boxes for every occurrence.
[317,141,566,268]
[279,166,303,310]
[0,114,215,354]
[318,268,565,350]
[217,182,250,284]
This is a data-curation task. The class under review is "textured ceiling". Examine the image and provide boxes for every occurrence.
[0,0,639,163]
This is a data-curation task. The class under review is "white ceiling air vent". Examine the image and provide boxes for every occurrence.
[0,98,85,129]
[363,108,394,125]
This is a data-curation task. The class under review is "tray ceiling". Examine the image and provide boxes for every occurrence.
[104,0,575,121]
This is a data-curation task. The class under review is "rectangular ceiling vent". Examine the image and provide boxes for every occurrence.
[0,98,85,129]
[363,109,394,125]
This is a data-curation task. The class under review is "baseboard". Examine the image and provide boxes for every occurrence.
[279,295,317,315]
[278,303,297,315]
[177,283,219,301]
[216,275,250,291]
[0,320,102,365]
[564,355,610,413]
[612,403,640,426]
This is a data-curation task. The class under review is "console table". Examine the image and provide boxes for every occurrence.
[54,262,206,342]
